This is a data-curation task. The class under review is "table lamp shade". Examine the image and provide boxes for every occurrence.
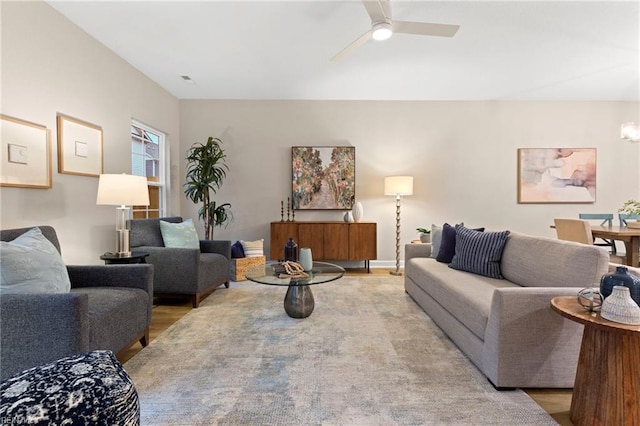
[96,174,150,206]
[384,176,413,196]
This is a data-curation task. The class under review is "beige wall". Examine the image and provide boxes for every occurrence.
[2,1,638,266]
[180,100,639,264]
[1,1,180,264]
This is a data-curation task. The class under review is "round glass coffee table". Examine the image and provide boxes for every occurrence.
[244,261,345,318]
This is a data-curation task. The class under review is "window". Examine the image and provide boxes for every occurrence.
[131,120,166,218]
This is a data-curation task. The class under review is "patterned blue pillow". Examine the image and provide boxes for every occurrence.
[0,227,71,294]
[449,225,510,279]
[159,218,200,249]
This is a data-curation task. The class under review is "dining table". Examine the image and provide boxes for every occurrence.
[590,225,640,267]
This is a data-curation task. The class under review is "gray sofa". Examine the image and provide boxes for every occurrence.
[404,232,610,389]
[129,216,230,308]
[0,226,153,380]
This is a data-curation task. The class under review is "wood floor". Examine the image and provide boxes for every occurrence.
[118,267,573,425]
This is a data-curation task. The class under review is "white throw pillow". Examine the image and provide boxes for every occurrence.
[0,227,71,294]
[159,218,200,249]
[240,239,264,257]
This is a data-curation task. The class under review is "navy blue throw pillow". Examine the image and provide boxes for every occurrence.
[436,223,485,263]
[449,225,510,279]
[231,241,245,258]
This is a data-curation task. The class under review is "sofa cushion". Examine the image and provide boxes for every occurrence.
[0,227,71,294]
[130,216,183,248]
[501,232,609,288]
[450,226,510,279]
[160,218,200,249]
[241,239,264,257]
[407,257,516,340]
[429,224,442,259]
[435,223,457,263]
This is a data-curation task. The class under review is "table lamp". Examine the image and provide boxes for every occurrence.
[384,176,413,275]
[96,173,149,257]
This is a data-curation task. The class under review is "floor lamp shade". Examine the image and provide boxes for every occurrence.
[96,174,150,257]
[384,176,414,196]
[384,176,413,276]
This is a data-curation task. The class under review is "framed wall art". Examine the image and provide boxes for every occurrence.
[57,113,103,177]
[0,114,52,189]
[292,146,355,210]
[517,148,596,204]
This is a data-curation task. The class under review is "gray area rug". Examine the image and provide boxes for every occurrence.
[124,276,558,425]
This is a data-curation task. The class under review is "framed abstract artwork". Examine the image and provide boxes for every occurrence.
[57,113,103,177]
[292,146,355,210]
[517,148,596,203]
[0,114,52,188]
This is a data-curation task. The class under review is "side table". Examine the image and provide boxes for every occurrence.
[100,251,149,265]
[550,296,640,426]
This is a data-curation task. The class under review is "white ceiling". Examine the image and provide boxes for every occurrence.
[47,1,640,101]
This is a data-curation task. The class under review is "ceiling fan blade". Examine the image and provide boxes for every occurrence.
[331,30,372,62]
[393,21,460,38]
[362,0,387,22]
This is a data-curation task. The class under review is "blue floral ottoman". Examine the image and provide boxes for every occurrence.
[0,350,139,425]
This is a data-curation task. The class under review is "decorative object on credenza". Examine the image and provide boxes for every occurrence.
[352,201,364,222]
[96,173,150,257]
[577,287,603,312]
[57,113,103,177]
[343,211,354,222]
[385,176,413,276]
[517,148,596,204]
[287,197,291,221]
[600,266,640,306]
[600,286,640,325]
[184,136,232,239]
[621,122,639,143]
[0,114,52,189]
[299,247,313,272]
[291,146,355,210]
[284,237,298,262]
[280,200,284,221]
[416,227,431,243]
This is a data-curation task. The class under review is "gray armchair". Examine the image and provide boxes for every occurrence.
[129,216,230,307]
[0,226,153,380]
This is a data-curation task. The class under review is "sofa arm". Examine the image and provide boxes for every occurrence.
[200,239,231,260]
[405,243,432,260]
[67,264,153,296]
[482,286,584,388]
[0,293,90,380]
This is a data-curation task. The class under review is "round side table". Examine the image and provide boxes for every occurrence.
[100,251,149,265]
[550,296,640,426]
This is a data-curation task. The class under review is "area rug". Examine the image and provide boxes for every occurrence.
[124,276,558,425]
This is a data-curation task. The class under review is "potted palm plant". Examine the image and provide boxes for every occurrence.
[184,137,232,239]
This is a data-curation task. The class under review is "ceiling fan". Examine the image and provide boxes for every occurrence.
[331,0,460,62]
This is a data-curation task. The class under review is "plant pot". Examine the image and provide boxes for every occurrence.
[420,233,431,243]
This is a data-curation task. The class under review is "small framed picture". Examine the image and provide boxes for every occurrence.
[57,113,103,177]
[0,115,52,189]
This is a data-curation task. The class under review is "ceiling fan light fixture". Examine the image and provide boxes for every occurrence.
[371,21,393,41]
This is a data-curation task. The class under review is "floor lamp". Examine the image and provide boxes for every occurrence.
[96,173,150,257]
[384,176,413,276]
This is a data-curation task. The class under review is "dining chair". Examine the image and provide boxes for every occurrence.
[578,213,616,253]
[554,218,625,265]
[619,213,640,227]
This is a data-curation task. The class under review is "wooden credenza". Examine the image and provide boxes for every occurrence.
[270,221,377,271]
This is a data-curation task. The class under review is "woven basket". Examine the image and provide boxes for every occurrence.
[231,256,266,281]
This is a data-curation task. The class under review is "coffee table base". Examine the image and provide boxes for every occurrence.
[284,285,315,318]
